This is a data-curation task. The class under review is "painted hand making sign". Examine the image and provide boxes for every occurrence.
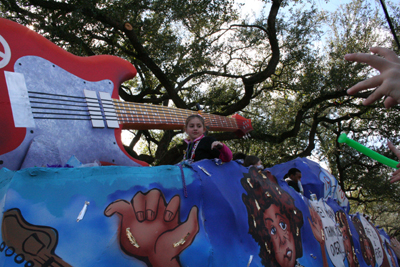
[104,189,199,267]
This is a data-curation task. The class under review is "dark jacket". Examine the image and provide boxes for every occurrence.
[286,179,301,193]
[187,136,220,162]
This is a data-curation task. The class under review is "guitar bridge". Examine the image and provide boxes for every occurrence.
[84,89,105,128]
[99,91,119,129]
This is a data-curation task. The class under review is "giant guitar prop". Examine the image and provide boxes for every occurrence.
[0,18,252,170]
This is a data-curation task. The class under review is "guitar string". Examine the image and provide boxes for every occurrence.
[28,91,192,124]
[27,90,85,99]
[28,91,91,120]
[26,91,242,131]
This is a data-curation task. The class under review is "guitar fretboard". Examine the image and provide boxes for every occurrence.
[113,100,239,132]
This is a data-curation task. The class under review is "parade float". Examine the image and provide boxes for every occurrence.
[0,18,398,267]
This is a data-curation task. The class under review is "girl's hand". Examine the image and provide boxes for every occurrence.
[211,141,223,150]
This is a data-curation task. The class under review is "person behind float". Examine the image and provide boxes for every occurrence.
[233,152,247,165]
[183,114,232,163]
[243,155,264,170]
[284,168,303,195]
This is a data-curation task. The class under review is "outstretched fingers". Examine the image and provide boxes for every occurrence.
[132,190,163,222]
[370,47,400,64]
[346,75,383,96]
[345,51,390,71]
[390,174,400,184]
[388,141,400,160]
[170,206,199,253]
[346,48,400,107]
[383,96,399,109]
[150,206,199,265]
[164,195,180,223]
[391,168,400,184]
[104,199,134,217]
[388,141,400,183]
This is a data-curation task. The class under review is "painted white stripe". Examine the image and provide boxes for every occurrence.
[4,71,35,128]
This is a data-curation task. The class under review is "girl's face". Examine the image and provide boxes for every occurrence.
[263,204,296,267]
[185,117,205,141]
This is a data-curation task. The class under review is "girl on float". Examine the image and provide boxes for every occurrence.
[183,114,232,163]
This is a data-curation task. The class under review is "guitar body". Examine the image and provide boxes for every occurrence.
[0,18,148,169]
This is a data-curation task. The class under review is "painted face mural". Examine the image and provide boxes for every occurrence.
[104,188,199,267]
[335,210,359,267]
[308,203,324,243]
[241,167,304,267]
[352,216,376,267]
[363,218,391,267]
[307,202,330,267]
[263,204,296,267]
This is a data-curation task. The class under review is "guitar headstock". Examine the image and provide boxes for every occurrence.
[231,114,253,138]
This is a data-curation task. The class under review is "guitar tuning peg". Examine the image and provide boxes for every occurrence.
[247,133,251,138]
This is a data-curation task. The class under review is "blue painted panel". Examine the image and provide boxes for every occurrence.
[0,160,395,267]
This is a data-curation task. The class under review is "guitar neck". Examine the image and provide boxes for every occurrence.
[113,100,239,132]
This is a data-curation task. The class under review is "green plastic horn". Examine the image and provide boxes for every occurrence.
[338,133,399,169]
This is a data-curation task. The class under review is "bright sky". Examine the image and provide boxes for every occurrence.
[236,0,381,19]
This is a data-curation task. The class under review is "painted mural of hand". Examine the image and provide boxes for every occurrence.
[104,189,199,267]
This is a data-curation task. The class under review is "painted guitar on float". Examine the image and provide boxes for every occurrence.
[0,18,253,170]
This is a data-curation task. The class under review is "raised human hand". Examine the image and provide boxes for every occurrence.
[345,47,400,108]
[388,141,400,183]
[104,189,199,267]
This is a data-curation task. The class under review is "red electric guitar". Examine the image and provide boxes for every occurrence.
[0,18,252,170]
